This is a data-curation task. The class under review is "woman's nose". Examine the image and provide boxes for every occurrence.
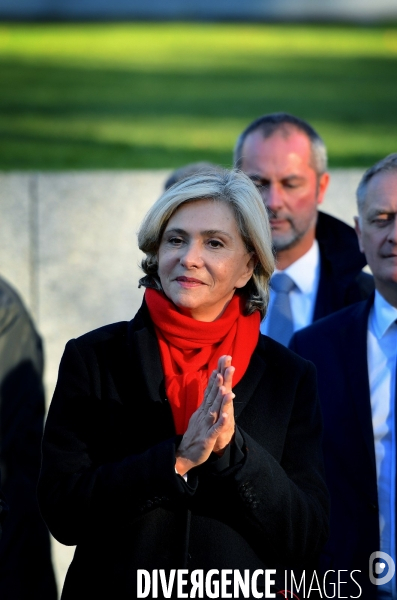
[179,242,204,268]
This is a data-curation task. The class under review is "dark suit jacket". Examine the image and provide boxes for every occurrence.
[0,277,57,600]
[314,212,374,321]
[289,297,379,599]
[38,302,329,600]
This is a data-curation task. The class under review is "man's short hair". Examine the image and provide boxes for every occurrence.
[164,162,224,191]
[234,112,328,175]
[356,153,397,214]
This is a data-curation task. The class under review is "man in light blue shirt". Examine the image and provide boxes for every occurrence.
[290,153,397,599]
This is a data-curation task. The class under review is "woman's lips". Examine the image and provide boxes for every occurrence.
[175,276,204,287]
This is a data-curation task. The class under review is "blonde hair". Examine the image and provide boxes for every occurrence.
[138,169,275,318]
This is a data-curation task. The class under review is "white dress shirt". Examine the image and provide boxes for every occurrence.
[261,240,321,336]
[368,290,397,599]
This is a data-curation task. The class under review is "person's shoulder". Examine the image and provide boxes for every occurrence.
[293,299,369,346]
[69,303,147,352]
[0,275,27,310]
[257,333,314,375]
[317,210,366,261]
[316,211,367,282]
[73,321,129,346]
[0,275,36,335]
[316,211,356,241]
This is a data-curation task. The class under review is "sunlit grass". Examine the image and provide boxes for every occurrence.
[1,24,397,67]
[0,23,396,169]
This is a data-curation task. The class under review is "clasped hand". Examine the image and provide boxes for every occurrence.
[175,355,235,477]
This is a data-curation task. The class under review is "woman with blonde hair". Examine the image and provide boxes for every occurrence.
[38,169,328,599]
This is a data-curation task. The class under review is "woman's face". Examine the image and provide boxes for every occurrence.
[158,199,255,321]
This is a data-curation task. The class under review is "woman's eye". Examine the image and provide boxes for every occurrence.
[208,239,223,248]
[169,237,183,245]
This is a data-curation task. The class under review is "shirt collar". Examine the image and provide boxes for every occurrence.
[274,240,320,294]
[372,289,397,339]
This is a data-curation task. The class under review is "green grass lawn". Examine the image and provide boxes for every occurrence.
[0,22,396,169]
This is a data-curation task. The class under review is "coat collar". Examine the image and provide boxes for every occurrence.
[127,301,166,406]
[233,340,267,419]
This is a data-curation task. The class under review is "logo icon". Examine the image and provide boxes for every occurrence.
[369,552,396,585]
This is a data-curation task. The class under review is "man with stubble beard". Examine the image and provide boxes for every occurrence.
[235,112,373,345]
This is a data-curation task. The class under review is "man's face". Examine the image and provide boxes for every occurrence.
[240,128,329,258]
[355,171,397,302]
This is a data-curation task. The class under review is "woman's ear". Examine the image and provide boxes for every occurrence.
[235,253,257,289]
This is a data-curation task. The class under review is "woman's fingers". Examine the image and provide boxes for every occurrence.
[217,355,231,378]
[209,390,234,429]
[204,357,233,405]
[208,385,227,421]
[223,365,235,394]
[208,411,228,440]
[212,391,235,455]
[216,356,234,394]
[219,389,235,418]
[176,387,236,474]
[203,372,222,409]
[177,356,237,473]
[202,357,235,425]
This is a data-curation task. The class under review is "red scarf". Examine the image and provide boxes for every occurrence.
[145,288,260,434]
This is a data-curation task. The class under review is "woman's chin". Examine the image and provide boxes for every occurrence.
[163,287,233,321]
[165,289,204,315]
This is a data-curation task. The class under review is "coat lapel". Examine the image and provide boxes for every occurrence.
[340,296,376,473]
[233,340,267,419]
[313,255,335,321]
[130,323,166,405]
[127,312,177,440]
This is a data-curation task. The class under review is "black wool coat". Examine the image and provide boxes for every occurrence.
[38,302,329,599]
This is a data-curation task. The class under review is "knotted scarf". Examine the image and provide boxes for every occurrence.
[145,288,260,434]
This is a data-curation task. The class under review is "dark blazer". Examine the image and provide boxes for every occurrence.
[0,277,57,600]
[38,302,329,600]
[289,297,378,599]
[314,212,374,321]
